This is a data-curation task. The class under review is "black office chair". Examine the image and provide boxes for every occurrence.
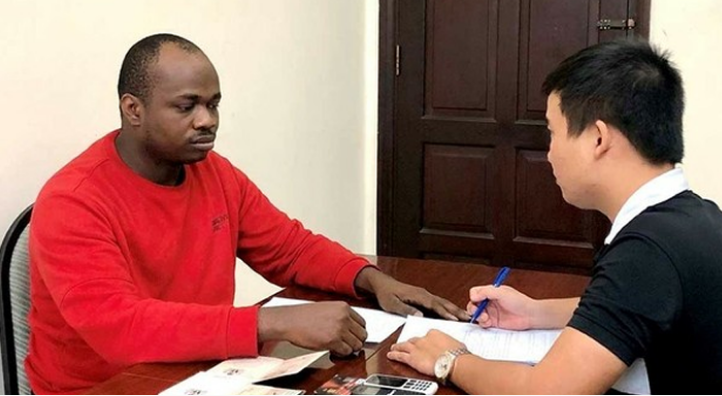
[1,205,33,395]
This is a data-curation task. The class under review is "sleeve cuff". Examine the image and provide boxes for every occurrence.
[334,258,375,298]
[226,305,260,358]
[568,313,637,366]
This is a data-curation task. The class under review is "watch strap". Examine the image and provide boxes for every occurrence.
[438,347,471,385]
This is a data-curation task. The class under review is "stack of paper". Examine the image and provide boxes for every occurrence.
[159,351,326,395]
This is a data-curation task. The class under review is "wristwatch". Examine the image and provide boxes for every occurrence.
[434,347,471,385]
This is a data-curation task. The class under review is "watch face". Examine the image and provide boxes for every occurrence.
[434,353,452,379]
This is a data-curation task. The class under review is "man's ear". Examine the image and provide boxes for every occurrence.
[592,119,612,159]
[120,93,144,127]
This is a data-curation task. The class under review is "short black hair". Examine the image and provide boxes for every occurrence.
[117,33,202,103]
[542,39,684,165]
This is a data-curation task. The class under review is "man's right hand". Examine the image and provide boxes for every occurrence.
[468,286,579,330]
[258,301,367,356]
[467,285,537,330]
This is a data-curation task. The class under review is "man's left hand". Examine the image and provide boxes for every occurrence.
[354,267,469,321]
[387,329,466,376]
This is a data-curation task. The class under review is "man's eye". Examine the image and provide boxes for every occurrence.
[208,102,220,110]
[177,104,194,112]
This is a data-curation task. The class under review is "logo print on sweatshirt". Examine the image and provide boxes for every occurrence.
[212,213,229,232]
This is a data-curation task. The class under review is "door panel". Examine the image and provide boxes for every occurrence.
[425,0,496,118]
[423,145,493,234]
[520,0,592,118]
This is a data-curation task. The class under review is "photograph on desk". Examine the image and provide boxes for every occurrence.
[313,375,365,395]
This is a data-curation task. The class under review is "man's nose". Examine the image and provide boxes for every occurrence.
[194,107,217,130]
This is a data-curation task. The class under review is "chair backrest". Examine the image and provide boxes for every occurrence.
[1,205,33,395]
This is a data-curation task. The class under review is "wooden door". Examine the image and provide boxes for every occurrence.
[378,0,649,274]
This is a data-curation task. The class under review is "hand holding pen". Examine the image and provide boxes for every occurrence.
[469,266,511,324]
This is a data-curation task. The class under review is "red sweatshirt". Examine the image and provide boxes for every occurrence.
[26,130,371,394]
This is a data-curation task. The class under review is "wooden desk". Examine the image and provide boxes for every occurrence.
[85,256,589,395]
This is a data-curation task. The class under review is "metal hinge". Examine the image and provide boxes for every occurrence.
[597,18,636,30]
[395,45,401,76]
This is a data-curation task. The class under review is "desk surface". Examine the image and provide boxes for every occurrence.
[84,256,589,395]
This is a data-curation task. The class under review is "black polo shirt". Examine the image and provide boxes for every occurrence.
[569,191,722,394]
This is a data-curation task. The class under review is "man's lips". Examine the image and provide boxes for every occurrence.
[191,135,215,144]
[190,135,216,151]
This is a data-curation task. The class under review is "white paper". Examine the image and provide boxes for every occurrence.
[398,316,560,364]
[397,316,650,394]
[159,372,304,395]
[263,297,406,343]
[205,351,328,382]
[614,359,650,395]
[159,372,251,395]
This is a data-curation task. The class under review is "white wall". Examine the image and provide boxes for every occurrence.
[650,0,722,203]
[363,0,380,260]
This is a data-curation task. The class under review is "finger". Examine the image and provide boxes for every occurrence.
[349,307,367,328]
[398,289,446,317]
[469,284,511,303]
[466,301,478,314]
[432,297,469,321]
[347,315,368,344]
[390,341,415,353]
[424,300,456,321]
[403,290,468,321]
[387,349,410,364]
[479,311,494,328]
[342,328,364,353]
[410,292,454,320]
[330,339,354,357]
[469,285,496,302]
[384,296,423,317]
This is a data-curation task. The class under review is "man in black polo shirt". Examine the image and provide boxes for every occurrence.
[387,39,722,394]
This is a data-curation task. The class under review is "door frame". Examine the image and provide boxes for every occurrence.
[377,0,398,255]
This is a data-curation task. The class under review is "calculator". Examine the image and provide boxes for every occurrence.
[360,374,438,395]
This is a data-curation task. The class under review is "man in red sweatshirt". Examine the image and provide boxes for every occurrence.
[26,33,468,394]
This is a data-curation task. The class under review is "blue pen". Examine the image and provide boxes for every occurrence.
[470,266,510,324]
